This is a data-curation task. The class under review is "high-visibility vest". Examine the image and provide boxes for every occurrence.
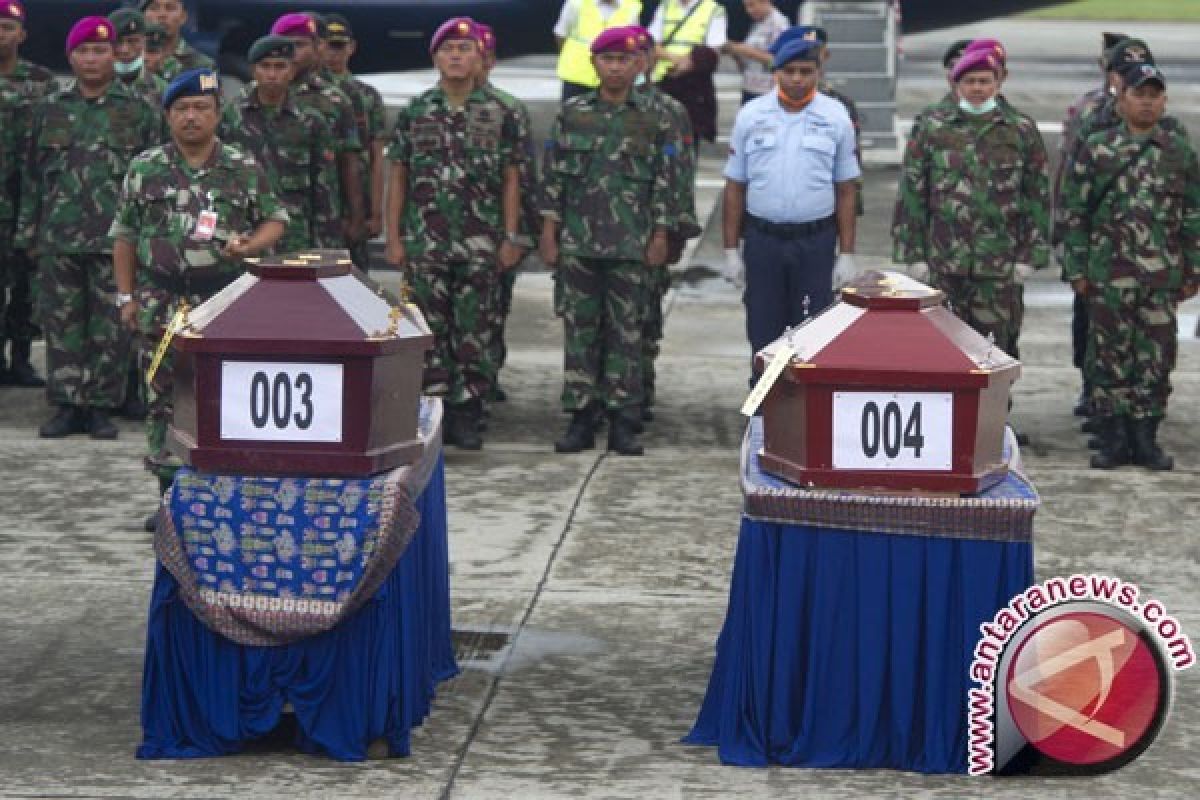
[652,0,719,82]
[556,0,643,87]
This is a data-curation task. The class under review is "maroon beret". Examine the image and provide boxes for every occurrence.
[66,16,115,55]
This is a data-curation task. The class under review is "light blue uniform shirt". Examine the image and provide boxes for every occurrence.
[725,91,861,224]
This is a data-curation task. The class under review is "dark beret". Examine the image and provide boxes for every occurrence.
[248,34,295,64]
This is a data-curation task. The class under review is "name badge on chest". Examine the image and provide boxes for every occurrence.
[194,210,219,242]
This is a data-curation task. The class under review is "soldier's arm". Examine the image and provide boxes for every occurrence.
[228,164,287,257]
[890,119,930,264]
[1059,143,1097,286]
[311,118,343,246]
[539,114,566,224]
[1019,124,1052,269]
[334,99,366,230]
[1182,145,1200,293]
[12,102,44,252]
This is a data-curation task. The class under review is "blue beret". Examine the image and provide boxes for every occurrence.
[773,38,821,69]
[162,67,220,109]
[769,25,825,58]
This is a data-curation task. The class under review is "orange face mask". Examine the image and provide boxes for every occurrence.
[777,84,816,111]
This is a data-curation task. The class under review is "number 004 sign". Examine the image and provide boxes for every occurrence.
[832,391,952,470]
[220,361,344,442]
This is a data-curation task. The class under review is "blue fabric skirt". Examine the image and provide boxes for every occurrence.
[139,456,458,761]
[685,516,1034,773]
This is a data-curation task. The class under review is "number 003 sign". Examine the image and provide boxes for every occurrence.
[220,361,344,442]
[832,391,952,470]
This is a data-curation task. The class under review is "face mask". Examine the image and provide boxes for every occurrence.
[115,56,144,75]
[958,96,997,115]
[635,73,646,86]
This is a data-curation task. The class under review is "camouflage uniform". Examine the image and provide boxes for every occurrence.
[15,79,162,410]
[892,102,1050,357]
[481,79,538,396]
[636,83,698,411]
[109,142,289,480]
[292,69,363,227]
[0,59,56,377]
[542,90,677,414]
[388,86,523,407]
[1059,122,1199,420]
[327,70,386,269]
[117,68,167,108]
[821,81,864,217]
[158,37,214,82]
[221,84,341,252]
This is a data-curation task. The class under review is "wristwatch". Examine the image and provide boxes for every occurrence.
[115,292,133,308]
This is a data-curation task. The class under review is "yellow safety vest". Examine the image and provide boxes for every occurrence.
[652,0,719,82]
[557,0,643,87]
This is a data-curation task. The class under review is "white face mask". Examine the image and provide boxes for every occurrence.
[958,96,997,115]
[115,55,144,75]
[635,73,646,86]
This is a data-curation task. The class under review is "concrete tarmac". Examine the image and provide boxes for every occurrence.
[1,15,1199,799]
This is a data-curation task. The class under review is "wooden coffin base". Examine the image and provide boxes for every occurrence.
[758,450,1009,497]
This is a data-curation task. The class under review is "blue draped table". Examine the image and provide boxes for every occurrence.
[139,399,457,761]
[685,419,1038,774]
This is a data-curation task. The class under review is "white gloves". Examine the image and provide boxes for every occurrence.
[832,253,859,290]
[907,261,930,282]
[723,248,745,288]
[1014,263,1036,284]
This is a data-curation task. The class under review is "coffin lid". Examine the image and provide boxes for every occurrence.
[174,250,432,355]
[758,270,1020,385]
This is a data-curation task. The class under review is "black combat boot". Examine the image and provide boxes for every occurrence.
[1130,416,1173,471]
[1081,416,1101,435]
[1089,416,1130,469]
[554,407,597,453]
[121,362,146,420]
[38,405,84,438]
[445,399,483,450]
[607,410,644,456]
[87,408,119,440]
[6,340,45,387]
[1073,383,1092,417]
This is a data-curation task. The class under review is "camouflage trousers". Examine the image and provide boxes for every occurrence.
[560,256,645,412]
[409,256,499,405]
[0,247,39,343]
[933,274,1025,359]
[137,288,206,482]
[1085,287,1177,419]
[640,266,671,408]
[485,267,519,383]
[35,254,127,408]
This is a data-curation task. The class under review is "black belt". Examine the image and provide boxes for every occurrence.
[150,271,237,297]
[744,213,836,240]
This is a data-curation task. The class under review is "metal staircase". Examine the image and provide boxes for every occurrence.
[800,0,899,154]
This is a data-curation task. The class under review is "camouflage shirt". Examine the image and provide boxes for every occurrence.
[221,85,341,252]
[110,140,288,283]
[0,83,21,237]
[0,58,57,102]
[117,68,168,109]
[292,69,364,218]
[387,85,523,260]
[483,80,541,242]
[159,38,215,82]
[16,78,162,255]
[327,70,387,221]
[1059,121,1199,290]
[892,102,1051,279]
[541,90,677,260]
[638,83,700,239]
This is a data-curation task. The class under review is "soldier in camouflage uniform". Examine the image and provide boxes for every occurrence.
[1054,38,1178,423]
[271,13,366,249]
[477,22,538,405]
[111,68,287,526]
[632,25,698,424]
[139,0,212,81]
[319,13,388,272]
[143,22,169,77]
[16,17,162,438]
[0,0,53,388]
[221,36,340,253]
[1059,64,1198,472]
[892,47,1050,362]
[385,17,525,450]
[541,27,676,456]
[109,7,166,109]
